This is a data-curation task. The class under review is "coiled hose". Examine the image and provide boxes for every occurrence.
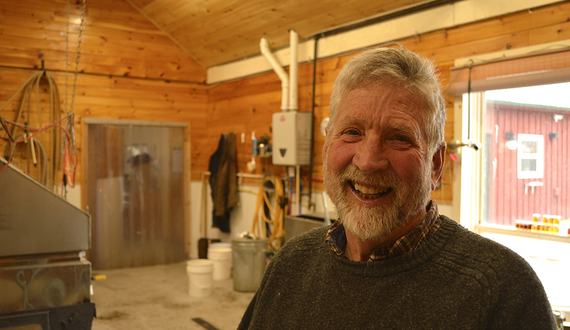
[250,172,287,251]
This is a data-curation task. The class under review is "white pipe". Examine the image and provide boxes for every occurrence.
[260,37,289,111]
[296,165,301,215]
[289,30,298,111]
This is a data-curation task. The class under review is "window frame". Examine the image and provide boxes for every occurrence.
[449,41,570,244]
[454,91,569,244]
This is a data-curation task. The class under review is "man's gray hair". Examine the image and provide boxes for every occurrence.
[328,47,446,155]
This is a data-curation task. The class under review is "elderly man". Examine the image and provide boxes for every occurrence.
[238,48,556,329]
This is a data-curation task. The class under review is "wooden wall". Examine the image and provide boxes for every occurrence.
[2,0,570,207]
[207,1,570,205]
[0,0,207,192]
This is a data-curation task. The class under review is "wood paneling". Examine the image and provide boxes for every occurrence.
[0,0,207,195]
[0,0,206,82]
[127,0,431,68]
[206,2,570,205]
[0,67,207,189]
[2,0,570,208]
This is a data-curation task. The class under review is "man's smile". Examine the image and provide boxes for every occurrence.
[350,181,393,200]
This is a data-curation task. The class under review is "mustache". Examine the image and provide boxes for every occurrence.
[336,165,402,189]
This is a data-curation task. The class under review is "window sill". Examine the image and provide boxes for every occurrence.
[475,224,570,244]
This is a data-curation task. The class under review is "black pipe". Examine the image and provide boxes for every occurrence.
[307,35,322,211]
[307,0,461,40]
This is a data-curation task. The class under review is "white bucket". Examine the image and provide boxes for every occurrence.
[208,246,232,281]
[186,259,214,298]
[210,242,231,248]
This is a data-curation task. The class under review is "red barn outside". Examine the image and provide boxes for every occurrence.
[484,100,569,226]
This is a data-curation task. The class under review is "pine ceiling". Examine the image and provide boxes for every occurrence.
[126,0,448,68]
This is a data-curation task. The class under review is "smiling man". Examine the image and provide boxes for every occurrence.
[238,48,556,329]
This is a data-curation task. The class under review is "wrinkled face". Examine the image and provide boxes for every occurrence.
[323,83,442,241]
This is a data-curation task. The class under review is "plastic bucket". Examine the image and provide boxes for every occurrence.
[231,238,268,292]
[210,242,232,249]
[208,246,233,281]
[186,259,214,298]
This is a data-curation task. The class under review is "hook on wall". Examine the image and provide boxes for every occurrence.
[447,139,481,154]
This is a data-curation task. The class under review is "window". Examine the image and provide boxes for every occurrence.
[517,134,544,179]
[480,83,569,227]
[458,82,570,315]
[449,45,570,315]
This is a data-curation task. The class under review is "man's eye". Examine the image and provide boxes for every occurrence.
[343,129,360,136]
[394,135,409,142]
[340,129,361,142]
[347,129,360,135]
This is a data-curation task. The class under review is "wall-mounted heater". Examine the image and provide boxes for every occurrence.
[261,30,312,166]
[272,111,312,165]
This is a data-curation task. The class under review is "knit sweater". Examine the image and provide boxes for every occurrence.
[238,216,556,329]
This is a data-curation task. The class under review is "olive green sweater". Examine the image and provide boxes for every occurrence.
[238,216,556,329]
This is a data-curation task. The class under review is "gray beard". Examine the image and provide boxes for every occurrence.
[323,156,431,241]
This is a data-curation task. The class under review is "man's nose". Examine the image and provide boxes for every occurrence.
[352,138,389,174]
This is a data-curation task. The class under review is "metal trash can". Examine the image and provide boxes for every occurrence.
[231,238,268,292]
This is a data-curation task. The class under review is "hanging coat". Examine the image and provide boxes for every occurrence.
[208,133,238,232]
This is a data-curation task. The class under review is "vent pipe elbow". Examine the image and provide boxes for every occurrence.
[260,37,289,111]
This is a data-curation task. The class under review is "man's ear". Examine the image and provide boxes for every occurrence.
[431,142,446,191]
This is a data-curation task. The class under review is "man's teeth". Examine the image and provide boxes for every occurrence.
[353,182,390,196]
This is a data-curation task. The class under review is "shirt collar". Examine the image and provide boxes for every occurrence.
[325,200,441,261]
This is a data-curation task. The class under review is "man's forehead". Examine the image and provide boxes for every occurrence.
[338,86,426,117]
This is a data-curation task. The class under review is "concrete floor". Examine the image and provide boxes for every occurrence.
[90,262,254,330]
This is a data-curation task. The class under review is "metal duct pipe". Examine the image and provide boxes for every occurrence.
[260,37,289,111]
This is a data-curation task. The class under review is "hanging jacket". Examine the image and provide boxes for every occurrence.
[208,133,238,232]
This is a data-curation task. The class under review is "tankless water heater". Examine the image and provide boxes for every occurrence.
[272,111,312,166]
